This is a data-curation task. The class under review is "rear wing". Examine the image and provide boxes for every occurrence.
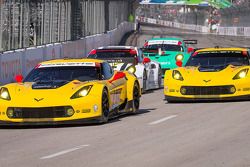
[183,40,198,45]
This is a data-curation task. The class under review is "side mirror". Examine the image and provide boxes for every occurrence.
[143,57,151,64]
[109,72,126,83]
[176,61,183,67]
[187,47,194,53]
[15,75,23,83]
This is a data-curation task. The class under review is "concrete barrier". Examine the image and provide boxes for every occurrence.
[0,22,135,84]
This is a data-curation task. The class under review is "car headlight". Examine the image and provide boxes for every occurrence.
[172,70,184,81]
[0,87,11,101]
[175,54,184,61]
[126,65,136,74]
[71,85,92,99]
[233,69,249,80]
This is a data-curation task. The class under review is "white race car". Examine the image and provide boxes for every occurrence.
[87,46,162,92]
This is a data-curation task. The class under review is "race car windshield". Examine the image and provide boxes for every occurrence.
[145,44,183,52]
[186,51,249,67]
[24,66,101,82]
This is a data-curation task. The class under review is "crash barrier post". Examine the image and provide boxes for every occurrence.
[0,22,135,84]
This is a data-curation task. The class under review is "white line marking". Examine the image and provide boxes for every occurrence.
[40,144,89,160]
[149,115,177,125]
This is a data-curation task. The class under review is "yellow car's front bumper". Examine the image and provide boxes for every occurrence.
[0,100,103,125]
[164,82,250,101]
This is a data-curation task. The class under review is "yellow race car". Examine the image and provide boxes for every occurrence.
[164,48,250,102]
[0,59,141,125]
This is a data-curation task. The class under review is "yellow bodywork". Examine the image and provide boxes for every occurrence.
[0,59,140,124]
[164,48,250,100]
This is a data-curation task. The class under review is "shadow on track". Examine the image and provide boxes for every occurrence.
[0,108,156,130]
[164,99,250,104]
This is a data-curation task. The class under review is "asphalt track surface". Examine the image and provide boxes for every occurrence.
[1,25,250,167]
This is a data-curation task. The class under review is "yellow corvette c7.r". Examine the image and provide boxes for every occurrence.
[0,59,141,125]
[164,48,250,102]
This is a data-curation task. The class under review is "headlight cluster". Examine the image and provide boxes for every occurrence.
[71,85,92,99]
[172,70,184,81]
[0,87,11,101]
[175,54,184,61]
[233,69,249,80]
[126,66,136,74]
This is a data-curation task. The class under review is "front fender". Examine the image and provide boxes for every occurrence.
[124,71,141,101]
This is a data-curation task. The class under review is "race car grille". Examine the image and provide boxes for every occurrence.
[7,106,74,119]
[180,85,236,95]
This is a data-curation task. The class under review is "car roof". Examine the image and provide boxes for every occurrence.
[40,58,104,65]
[196,48,248,53]
[97,46,136,50]
[148,37,183,41]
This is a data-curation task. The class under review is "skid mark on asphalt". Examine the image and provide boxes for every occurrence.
[40,144,89,160]
[148,115,177,125]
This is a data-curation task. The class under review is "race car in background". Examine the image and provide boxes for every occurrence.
[0,59,141,125]
[142,38,197,76]
[164,48,250,102]
[87,46,162,92]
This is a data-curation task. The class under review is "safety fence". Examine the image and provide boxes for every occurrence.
[0,22,135,84]
[138,16,209,33]
[0,0,132,52]
[138,16,250,37]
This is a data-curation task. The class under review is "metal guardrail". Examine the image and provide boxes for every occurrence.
[137,3,250,29]
[138,16,250,37]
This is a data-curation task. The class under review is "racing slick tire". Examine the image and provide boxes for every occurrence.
[132,82,140,113]
[100,89,109,123]
[158,68,162,88]
[142,70,147,94]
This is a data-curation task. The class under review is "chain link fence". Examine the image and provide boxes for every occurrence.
[0,0,133,52]
[137,3,250,30]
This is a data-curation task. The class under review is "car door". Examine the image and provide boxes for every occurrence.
[102,62,126,110]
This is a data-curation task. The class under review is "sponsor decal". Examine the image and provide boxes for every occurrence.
[34,98,44,102]
[203,80,211,83]
[39,62,96,68]
[148,40,179,45]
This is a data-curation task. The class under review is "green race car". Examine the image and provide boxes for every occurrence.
[142,38,197,76]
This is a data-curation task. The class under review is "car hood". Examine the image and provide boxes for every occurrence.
[1,81,96,106]
[175,65,250,85]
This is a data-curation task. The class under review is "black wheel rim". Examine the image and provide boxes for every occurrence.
[102,92,109,117]
[133,84,140,109]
